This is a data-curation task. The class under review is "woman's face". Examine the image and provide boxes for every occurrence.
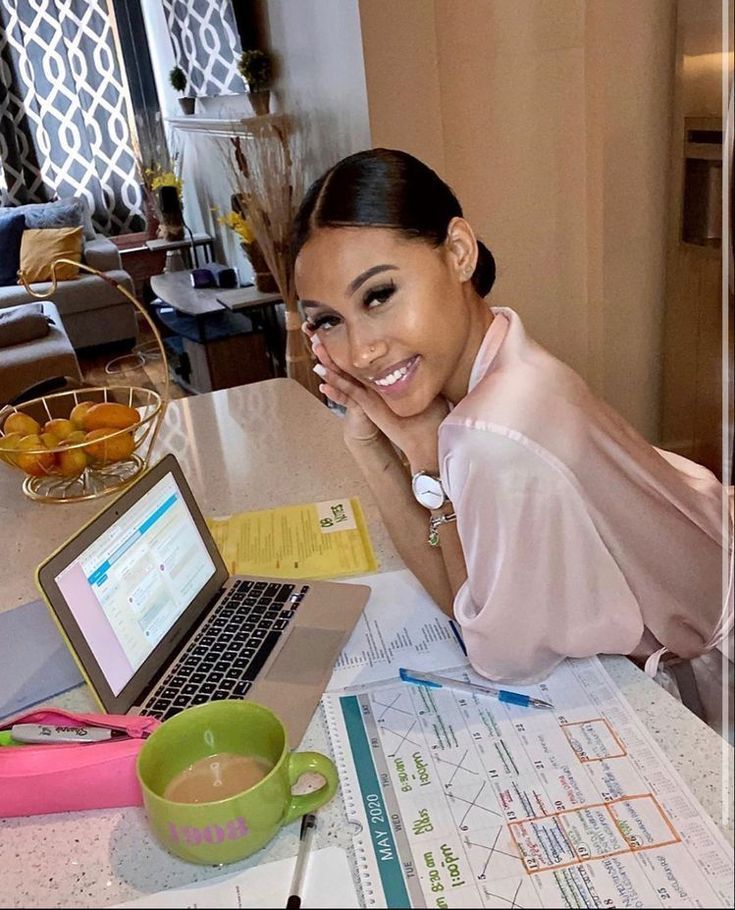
[294,225,487,416]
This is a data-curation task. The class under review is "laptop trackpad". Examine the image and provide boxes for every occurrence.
[265,628,344,686]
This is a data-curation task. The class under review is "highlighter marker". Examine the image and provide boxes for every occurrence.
[9,724,117,744]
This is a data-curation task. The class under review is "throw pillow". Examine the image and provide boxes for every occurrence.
[60,195,96,240]
[0,303,50,348]
[0,212,25,286]
[19,227,83,283]
[5,199,83,232]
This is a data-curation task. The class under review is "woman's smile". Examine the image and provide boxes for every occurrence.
[366,354,421,395]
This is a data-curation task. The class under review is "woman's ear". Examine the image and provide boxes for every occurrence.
[444,217,478,282]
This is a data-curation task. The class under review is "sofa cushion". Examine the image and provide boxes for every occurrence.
[83,236,122,272]
[0,301,81,405]
[0,302,50,348]
[3,198,84,232]
[19,227,83,283]
[60,195,96,240]
[0,212,25,286]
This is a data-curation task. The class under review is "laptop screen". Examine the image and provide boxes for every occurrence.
[54,471,216,696]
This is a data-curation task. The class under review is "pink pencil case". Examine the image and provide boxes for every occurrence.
[0,708,160,818]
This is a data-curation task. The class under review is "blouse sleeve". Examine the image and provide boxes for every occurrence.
[440,424,644,684]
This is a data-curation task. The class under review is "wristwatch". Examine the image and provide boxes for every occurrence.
[411,471,447,510]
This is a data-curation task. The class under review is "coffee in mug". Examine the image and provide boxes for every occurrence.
[163,753,274,803]
[136,699,338,864]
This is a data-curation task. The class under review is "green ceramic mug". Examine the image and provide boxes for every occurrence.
[136,699,338,865]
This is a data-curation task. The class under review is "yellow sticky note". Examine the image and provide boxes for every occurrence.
[206,497,379,580]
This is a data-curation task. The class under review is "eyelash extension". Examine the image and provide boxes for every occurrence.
[307,313,339,331]
[305,280,397,331]
[363,280,396,306]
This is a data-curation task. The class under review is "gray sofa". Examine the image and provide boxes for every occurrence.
[0,228,137,351]
[0,301,82,405]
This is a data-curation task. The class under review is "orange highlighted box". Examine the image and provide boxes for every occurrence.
[507,793,681,874]
[561,718,627,763]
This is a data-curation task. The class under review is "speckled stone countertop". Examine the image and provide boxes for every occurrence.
[0,380,732,908]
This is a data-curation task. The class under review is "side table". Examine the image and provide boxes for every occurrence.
[145,233,215,270]
[109,231,166,302]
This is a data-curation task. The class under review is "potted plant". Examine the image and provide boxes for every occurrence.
[218,200,278,292]
[169,65,195,115]
[237,49,273,116]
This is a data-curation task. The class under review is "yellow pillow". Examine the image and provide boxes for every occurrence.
[18,226,83,283]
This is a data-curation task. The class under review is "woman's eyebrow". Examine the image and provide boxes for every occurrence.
[346,264,398,296]
[300,300,322,311]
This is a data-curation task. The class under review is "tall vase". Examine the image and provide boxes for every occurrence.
[156,187,184,241]
[141,184,160,240]
[247,88,270,117]
[241,241,278,292]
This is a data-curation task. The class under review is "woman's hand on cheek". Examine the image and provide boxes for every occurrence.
[310,336,448,467]
[309,333,383,443]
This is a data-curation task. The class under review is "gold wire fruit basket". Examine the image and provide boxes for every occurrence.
[0,259,169,503]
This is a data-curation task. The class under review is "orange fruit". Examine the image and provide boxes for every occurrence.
[58,447,88,477]
[69,401,96,429]
[40,432,61,449]
[15,435,57,476]
[82,402,139,431]
[0,433,22,466]
[43,418,75,441]
[60,430,87,446]
[3,412,40,437]
[84,428,135,463]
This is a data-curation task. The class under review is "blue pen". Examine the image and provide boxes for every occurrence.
[399,668,554,710]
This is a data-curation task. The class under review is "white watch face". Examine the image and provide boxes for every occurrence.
[412,472,446,510]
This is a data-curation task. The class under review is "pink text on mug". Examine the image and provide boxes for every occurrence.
[168,816,249,845]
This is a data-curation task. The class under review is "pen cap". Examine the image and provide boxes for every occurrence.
[399,668,441,687]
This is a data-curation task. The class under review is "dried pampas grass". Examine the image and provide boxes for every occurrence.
[224,117,321,399]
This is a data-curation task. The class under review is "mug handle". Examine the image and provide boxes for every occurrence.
[282,751,339,826]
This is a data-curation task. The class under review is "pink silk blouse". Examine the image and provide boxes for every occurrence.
[441,307,727,684]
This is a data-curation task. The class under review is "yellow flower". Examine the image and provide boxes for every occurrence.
[219,210,255,245]
[145,166,183,197]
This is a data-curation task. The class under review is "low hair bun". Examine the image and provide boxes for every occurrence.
[472,241,496,297]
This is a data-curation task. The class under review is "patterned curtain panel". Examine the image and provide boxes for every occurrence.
[162,0,243,97]
[0,0,144,235]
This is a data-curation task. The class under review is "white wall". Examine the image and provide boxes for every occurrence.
[261,0,371,169]
[140,0,370,283]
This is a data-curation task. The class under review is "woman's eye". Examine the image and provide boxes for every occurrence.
[364,282,396,307]
[309,313,340,332]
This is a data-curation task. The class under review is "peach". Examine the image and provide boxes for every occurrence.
[3,412,40,437]
[84,428,135,463]
[82,403,139,431]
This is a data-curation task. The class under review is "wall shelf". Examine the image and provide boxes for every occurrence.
[165,113,288,138]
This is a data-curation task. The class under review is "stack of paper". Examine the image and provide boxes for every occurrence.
[113,845,358,908]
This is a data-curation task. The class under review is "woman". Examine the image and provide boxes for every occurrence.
[292,148,729,685]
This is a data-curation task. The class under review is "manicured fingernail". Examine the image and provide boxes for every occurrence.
[313,364,327,378]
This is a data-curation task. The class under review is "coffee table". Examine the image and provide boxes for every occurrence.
[149,271,282,392]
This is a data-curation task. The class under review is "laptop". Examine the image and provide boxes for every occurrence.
[35,453,370,744]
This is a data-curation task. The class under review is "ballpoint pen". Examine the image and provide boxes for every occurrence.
[399,668,554,710]
[285,812,317,909]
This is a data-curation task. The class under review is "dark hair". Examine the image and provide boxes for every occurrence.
[291,148,496,297]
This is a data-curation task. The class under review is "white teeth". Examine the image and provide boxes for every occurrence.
[373,360,413,387]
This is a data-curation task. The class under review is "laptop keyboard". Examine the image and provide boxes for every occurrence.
[142,580,310,721]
